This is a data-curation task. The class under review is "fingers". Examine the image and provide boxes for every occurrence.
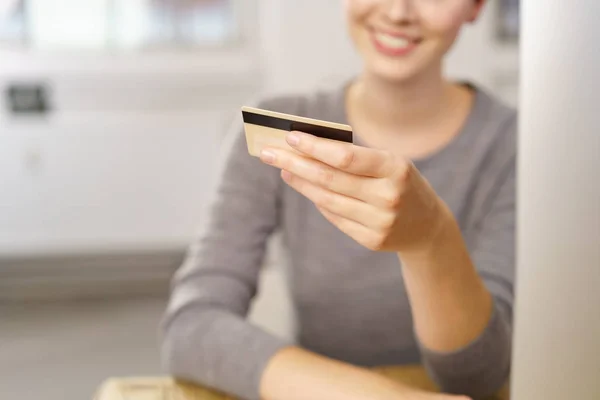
[285,130,397,178]
[261,146,413,210]
[281,171,395,232]
[262,147,374,202]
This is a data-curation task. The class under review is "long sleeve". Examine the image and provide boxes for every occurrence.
[160,101,295,400]
[418,157,516,399]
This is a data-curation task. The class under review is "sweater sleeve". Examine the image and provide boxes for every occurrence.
[160,98,296,400]
[418,157,516,399]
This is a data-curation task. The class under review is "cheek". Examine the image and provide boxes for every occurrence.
[344,0,377,43]
[344,0,379,20]
[417,2,471,43]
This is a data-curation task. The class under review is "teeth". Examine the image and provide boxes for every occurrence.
[375,33,410,50]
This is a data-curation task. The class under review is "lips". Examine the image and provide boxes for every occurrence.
[371,30,421,56]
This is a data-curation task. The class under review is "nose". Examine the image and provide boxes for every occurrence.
[385,0,417,24]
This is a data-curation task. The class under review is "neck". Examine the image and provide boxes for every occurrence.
[349,64,459,131]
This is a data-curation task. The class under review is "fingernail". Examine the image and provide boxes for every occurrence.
[287,132,300,146]
[260,149,276,164]
[281,170,292,181]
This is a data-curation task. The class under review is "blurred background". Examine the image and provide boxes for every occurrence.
[0,1,519,399]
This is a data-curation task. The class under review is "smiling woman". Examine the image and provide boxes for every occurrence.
[162,1,516,400]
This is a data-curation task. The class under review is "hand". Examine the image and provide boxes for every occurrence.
[259,131,453,253]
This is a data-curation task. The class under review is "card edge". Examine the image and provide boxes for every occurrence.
[241,105,352,132]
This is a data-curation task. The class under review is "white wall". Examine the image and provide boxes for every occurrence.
[258,0,360,94]
[0,0,518,256]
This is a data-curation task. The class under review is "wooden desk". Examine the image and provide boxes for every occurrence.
[94,366,509,400]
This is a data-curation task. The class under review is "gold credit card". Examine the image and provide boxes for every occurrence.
[241,106,353,157]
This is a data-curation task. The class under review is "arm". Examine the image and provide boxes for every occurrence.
[400,216,493,353]
[261,347,470,400]
[405,163,515,399]
[160,108,293,399]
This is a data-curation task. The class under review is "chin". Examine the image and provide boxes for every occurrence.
[365,62,425,85]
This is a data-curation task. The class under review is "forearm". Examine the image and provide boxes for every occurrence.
[260,347,435,400]
[398,213,493,353]
[162,308,292,400]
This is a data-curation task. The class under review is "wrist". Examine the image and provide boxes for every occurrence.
[400,200,459,261]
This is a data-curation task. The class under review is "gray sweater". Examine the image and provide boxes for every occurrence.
[161,81,517,400]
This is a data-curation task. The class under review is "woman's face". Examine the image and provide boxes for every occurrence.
[344,0,484,83]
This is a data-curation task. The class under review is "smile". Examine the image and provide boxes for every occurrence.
[371,30,421,56]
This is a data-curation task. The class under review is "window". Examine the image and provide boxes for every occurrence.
[0,0,261,113]
[0,0,239,51]
[0,0,25,45]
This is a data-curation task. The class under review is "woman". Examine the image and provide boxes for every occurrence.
[161,1,516,400]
